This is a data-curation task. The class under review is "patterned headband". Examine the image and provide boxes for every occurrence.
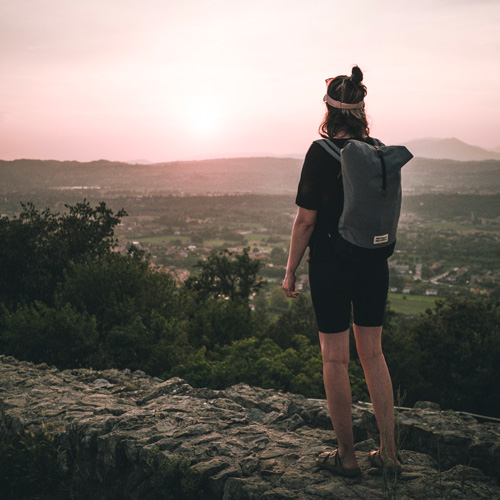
[323,94,364,109]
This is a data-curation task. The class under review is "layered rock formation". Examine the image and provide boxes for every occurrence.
[1,355,499,499]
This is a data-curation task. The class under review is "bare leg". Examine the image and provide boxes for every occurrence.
[353,325,398,463]
[319,329,359,469]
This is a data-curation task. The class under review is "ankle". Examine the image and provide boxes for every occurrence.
[379,447,398,464]
[338,445,356,460]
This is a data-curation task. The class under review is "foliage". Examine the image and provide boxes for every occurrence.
[171,334,324,397]
[56,251,186,373]
[404,296,500,416]
[183,295,261,349]
[0,202,190,375]
[1,200,500,417]
[0,423,64,499]
[348,360,370,402]
[185,248,265,303]
[267,293,318,348]
[0,425,205,500]
[146,448,205,500]
[0,200,126,306]
[268,286,290,313]
[0,301,98,368]
[383,296,500,416]
[171,333,369,402]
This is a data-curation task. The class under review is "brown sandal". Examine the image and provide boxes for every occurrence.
[368,450,402,475]
[316,450,361,478]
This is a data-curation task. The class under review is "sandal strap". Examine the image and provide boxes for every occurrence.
[319,450,341,469]
[326,451,337,465]
[330,450,344,470]
[370,449,402,471]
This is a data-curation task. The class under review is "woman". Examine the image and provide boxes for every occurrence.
[282,66,401,477]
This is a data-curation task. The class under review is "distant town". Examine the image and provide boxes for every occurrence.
[2,149,500,315]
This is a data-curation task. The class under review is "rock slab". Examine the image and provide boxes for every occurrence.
[0,355,499,499]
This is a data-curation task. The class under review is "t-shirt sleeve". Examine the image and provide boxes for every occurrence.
[295,143,325,210]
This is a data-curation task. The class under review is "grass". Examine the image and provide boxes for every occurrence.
[137,235,190,244]
[388,293,437,316]
[422,221,481,231]
[138,232,287,245]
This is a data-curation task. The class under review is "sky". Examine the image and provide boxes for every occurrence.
[1,0,499,162]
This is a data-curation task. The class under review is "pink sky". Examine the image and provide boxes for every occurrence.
[1,0,499,162]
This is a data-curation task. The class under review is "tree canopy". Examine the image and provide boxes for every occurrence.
[1,201,499,417]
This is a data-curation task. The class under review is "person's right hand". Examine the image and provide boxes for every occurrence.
[282,273,299,298]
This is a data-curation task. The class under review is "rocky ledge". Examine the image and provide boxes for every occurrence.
[0,355,499,499]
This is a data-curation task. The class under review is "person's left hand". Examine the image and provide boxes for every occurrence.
[282,273,299,298]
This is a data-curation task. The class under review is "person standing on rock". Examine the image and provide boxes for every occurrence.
[282,65,402,477]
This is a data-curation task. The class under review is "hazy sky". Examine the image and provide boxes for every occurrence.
[1,0,499,162]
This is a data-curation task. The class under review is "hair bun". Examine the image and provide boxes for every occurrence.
[350,65,363,85]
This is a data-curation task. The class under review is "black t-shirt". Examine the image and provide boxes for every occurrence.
[295,136,376,262]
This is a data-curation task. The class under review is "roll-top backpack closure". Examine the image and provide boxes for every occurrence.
[314,137,413,259]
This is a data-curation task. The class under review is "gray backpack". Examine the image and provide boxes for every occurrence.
[315,138,413,260]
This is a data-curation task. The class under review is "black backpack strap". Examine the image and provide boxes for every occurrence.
[373,145,388,197]
[314,139,341,162]
[369,138,387,196]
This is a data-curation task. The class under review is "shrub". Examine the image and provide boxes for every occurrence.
[0,302,98,368]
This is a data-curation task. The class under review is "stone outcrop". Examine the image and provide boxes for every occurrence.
[1,355,499,499]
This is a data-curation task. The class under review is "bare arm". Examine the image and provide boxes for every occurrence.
[282,207,317,298]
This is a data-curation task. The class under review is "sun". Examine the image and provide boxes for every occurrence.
[184,96,226,137]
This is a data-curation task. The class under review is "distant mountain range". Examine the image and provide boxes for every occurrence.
[402,138,500,161]
[130,138,500,165]
[0,157,304,196]
[2,138,500,200]
[2,153,500,197]
[224,138,500,162]
[183,138,500,163]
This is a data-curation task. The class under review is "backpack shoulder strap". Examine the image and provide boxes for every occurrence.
[313,139,341,162]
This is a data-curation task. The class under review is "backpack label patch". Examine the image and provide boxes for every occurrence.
[374,234,389,244]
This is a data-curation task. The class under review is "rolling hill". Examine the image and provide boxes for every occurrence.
[403,138,500,161]
[2,154,500,197]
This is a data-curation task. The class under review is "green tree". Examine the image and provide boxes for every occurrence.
[268,287,290,313]
[182,248,267,349]
[171,333,368,401]
[0,201,126,306]
[268,293,318,348]
[183,293,263,349]
[56,251,187,373]
[0,301,98,368]
[185,248,265,303]
[385,296,500,416]
[0,201,194,375]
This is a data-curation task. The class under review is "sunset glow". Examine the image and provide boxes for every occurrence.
[184,94,228,138]
[1,0,499,162]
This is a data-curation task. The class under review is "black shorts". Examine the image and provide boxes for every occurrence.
[308,254,389,333]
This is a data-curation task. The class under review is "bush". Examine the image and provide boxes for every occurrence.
[171,333,368,401]
[185,248,265,303]
[0,424,65,499]
[385,296,500,416]
[0,201,125,306]
[0,302,98,368]
[147,448,205,500]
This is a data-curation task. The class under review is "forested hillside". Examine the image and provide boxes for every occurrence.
[2,156,500,196]
[1,202,499,418]
[0,157,303,195]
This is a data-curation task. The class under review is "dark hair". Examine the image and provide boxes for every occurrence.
[319,65,369,140]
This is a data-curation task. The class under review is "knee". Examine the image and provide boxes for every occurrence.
[319,330,350,368]
[322,352,350,367]
[357,347,384,366]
